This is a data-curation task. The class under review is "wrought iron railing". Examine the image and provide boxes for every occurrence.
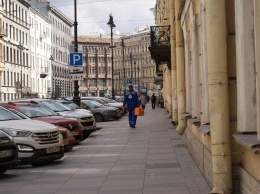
[150,26,171,47]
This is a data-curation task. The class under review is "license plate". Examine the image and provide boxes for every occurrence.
[0,150,12,158]
[46,146,60,154]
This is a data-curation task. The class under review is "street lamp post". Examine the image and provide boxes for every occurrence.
[138,66,140,92]
[17,43,25,98]
[120,38,126,95]
[133,61,136,84]
[73,0,80,106]
[130,52,133,80]
[107,14,116,100]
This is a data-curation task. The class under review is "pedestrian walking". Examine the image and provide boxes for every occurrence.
[146,95,150,103]
[123,84,140,128]
[140,94,147,109]
[151,93,157,109]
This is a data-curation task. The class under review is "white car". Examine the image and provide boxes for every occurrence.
[0,106,64,166]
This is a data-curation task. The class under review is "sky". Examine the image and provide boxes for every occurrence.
[49,0,156,36]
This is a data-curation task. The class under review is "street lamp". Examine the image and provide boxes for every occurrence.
[73,0,80,106]
[16,43,25,98]
[120,38,126,95]
[107,14,116,100]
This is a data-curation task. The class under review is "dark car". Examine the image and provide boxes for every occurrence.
[80,100,120,122]
[0,131,18,174]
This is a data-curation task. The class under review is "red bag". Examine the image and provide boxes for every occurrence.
[134,107,144,116]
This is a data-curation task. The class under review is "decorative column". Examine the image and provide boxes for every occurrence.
[206,0,232,192]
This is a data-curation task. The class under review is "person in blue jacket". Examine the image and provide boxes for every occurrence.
[123,84,139,128]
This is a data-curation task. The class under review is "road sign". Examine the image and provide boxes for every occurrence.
[69,53,83,66]
[69,66,84,74]
[71,74,83,80]
[127,78,132,84]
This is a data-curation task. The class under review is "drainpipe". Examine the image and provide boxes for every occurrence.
[175,0,186,135]
[206,0,232,193]
[166,69,172,115]
[170,0,178,124]
[165,0,172,116]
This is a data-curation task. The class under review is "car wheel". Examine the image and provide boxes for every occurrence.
[94,113,104,122]
[0,168,7,174]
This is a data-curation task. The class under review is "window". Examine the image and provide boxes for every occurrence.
[11,72,12,86]
[6,46,9,62]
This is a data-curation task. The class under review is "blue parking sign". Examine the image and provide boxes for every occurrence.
[127,78,132,84]
[70,53,83,66]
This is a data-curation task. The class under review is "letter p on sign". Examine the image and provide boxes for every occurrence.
[69,53,83,66]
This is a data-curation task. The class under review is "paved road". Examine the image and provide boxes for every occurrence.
[0,103,210,194]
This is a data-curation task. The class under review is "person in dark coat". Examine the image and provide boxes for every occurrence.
[151,93,157,109]
[146,95,150,103]
[123,84,139,128]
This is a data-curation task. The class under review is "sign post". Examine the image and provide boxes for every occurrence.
[70,52,83,105]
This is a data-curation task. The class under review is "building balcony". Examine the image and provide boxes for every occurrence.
[148,26,171,75]
[40,67,48,78]
[0,28,7,37]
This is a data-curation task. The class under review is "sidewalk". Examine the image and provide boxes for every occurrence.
[0,103,210,194]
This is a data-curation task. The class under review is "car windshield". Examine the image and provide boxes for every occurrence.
[18,106,58,118]
[83,101,103,108]
[115,97,124,102]
[95,99,107,105]
[38,101,72,112]
[7,108,30,119]
[61,102,79,110]
[103,98,117,103]
[0,107,23,121]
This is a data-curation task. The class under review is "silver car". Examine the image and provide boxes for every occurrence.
[80,100,120,122]
[81,97,124,116]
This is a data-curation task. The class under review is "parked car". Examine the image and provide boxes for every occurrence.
[1,102,77,148]
[81,97,124,116]
[0,106,64,166]
[80,100,120,122]
[99,97,125,113]
[0,131,19,174]
[13,99,96,139]
[114,96,124,102]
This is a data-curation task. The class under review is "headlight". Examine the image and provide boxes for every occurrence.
[17,145,34,151]
[1,129,31,137]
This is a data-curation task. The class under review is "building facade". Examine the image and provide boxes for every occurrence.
[1,0,31,101]
[152,0,260,193]
[72,36,112,97]
[0,2,5,98]
[29,0,73,98]
[29,7,52,98]
[113,28,156,96]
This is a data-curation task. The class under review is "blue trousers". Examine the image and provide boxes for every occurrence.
[128,108,137,126]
